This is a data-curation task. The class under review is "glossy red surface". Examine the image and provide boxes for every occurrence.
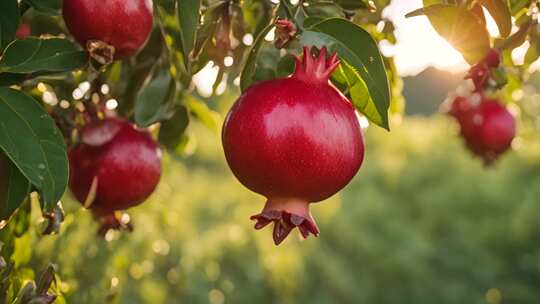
[222,47,365,244]
[63,0,153,59]
[69,118,161,213]
[223,77,364,202]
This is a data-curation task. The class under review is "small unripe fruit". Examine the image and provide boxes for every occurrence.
[69,118,161,214]
[62,0,153,59]
[15,23,31,39]
[484,48,501,68]
[222,47,364,245]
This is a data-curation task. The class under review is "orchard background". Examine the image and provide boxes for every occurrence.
[1,0,540,303]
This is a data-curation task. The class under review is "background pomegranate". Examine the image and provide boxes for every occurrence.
[222,47,365,245]
[62,0,153,59]
[69,118,161,216]
[451,97,516,164]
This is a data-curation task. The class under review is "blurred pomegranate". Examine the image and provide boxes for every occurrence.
[449,96,516,164]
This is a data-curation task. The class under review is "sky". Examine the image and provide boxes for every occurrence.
[382,0,471,76]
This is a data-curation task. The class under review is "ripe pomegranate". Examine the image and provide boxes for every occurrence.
[69,118,161,216]
[15,23,31,39]
[222,46,365,245]
[62,0,153,59]
[453,97,516,164]
[447,96,473,118]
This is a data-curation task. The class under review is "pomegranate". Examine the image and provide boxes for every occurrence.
[447,96,473,118]
[465,48,501,91]
[453,97,516,163]
[69,118,161,216]
[483,48,501,68]
[62,0,153,59]
[222,46,365,245]
[15,23,31,39]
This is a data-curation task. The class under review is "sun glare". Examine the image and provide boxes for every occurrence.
[382,0,468,76]
[383,0,502,76]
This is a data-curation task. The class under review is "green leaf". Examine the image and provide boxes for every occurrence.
[240,24,273,92]
[0,38,87,74]
[0,88,68,211]
[22,0,61,15]
[135,72,179,128]
[118,29,165,115]
[300,18,390,130]
[407,4,490,64]
[156,0,191,85]
[331,60,386,127]
[303,1,345,19]
[495,20,530,50]
[186,95,221,132]
[335,0,369,11]
[0,74,25,86]
[0,154,30,222]
[480,0,512,38]
[158,106,190,151]
[0,0,20,51]
[178,0,201,73]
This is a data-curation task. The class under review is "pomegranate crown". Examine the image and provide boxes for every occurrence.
[293,46,340,83]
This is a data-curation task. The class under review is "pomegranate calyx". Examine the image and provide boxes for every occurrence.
[250,198,319,245]
[293,46,340,84]
[87,39,115,66]
[93,211,134,236]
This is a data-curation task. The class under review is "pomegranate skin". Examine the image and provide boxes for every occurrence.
[484,48,501,68]
[15,23,31,39]
[69,118,161,214]
[222,47,364,244]
[62,0,153,59]
[448,96,472,118]
[457,99,516,163]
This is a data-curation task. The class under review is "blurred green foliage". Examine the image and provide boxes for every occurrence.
[10,107,539,304]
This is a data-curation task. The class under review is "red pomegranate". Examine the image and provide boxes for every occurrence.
[15,23,31,39]
[447,96,473,118]
[62,0,153,59]
[69,118,161,215]
[454,98,516,163]
[222,46,365,245]
[465,48,501,91]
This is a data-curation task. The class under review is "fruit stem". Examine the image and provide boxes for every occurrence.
[292,46,340,84]
[250,198,319,245]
